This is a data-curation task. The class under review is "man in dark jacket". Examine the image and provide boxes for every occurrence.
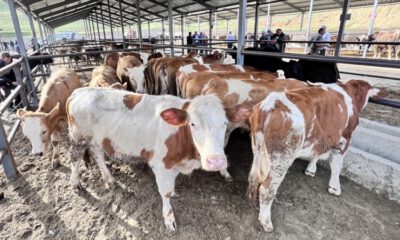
[271,29,286,52]
[0,53,21,108]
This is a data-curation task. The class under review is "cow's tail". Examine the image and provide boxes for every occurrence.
[248,130,271,204]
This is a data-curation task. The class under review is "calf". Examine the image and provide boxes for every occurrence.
[89,65,126,89]
[180,73,307,180]
[66,88,248,230]
[127,57,197,95]
[116,55,142,91]
[16,68,81,168]
[247,80,387,232]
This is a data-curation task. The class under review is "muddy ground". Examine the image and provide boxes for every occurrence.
[1,129,400,240]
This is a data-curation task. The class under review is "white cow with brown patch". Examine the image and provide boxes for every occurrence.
[16,68,81,169]
[66,88,248,230]
[247,80,387,232]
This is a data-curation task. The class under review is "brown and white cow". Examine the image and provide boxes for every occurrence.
[127,56,198,95]
[116,55,142,91]
[66,88,247,230]
[16,68,81,169]
[369,30,400,60]
[89,65,126,90]
[180,73,307,180]
[247,80,387,232]
[104,52,120,70]
[187,49,235,65]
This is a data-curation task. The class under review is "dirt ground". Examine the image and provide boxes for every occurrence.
[1,58,399,240]
[1,129,400,240]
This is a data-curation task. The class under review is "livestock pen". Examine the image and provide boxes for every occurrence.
[1,0,400,239]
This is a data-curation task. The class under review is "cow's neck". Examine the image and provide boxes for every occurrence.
[162,125,200,169]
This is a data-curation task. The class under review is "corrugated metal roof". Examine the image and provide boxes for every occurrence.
[13,0,400,28]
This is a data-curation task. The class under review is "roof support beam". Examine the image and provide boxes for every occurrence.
[40,1,100,20]
[107,4,145,22]
[146,0,185,15]
[281,1,303,12]
[33,0,82,15]
[191,0,217,10]
[47,10,91,24]
[120,0,164,19]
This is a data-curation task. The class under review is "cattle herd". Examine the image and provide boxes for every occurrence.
[14,47,387,233]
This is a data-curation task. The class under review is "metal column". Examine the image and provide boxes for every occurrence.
[118,0,125,46]
[209,11,212,46]
[266,0,271,30]
[95,12,101,41]
[26,9,39,50]
[100,6,107,40]
[363,0,379,58]
[148,20,151,39]
[107,0,114,41]
[168,0,174,56]
[299,13,304,31]
[38,19,45,45]
[253,0,260,47]
[91,17,97,41]
[237,0,247,65]
[162,18,165,45]
[197,15,200,33]
[181,15,184,46]
[136,0,143,48]
[7,0,38,106]
[304,0,314,53]
[334,0,350,57]
[214,12,217,36]
[0,120,17,179]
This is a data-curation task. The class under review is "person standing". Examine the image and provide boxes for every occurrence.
[271,28,286,52]
[0,53,21,109]
[320,25,331,55]
[9,40,15,52]
[259,30,274,49]
[186,32,193,53]
[308,27,328,55]
[226,31,235,49]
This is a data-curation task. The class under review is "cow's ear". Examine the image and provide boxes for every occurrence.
[226,104,253,123]
[47,102,60,120]
[160,108,188,126]
[16,109,27,119]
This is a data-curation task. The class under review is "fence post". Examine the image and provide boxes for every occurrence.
[12,66,29,108]
[0,120,18,179]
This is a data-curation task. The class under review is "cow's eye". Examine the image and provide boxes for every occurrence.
[42,130,47,135]
[190,123,195,127]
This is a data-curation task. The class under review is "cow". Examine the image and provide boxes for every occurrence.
[104,52,120,70]
[127,57,198,95]
[16,68,81,169]
[116,55,143,91]
[189,49,235,65]
[368,30,400,60]
[247,80,387,232]
[89,65,126,89]
[28,51,54,70]
[230,47,340,83]
[179,73,307,180]
[66,88,248,230]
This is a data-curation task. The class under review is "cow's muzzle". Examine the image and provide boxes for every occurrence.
[206,154,227,171]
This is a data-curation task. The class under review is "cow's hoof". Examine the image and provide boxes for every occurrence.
[304,169,315,177]
[72,183,84,192]
[260,221,273,232]
[328,187,341,196]
[165,219,177,231]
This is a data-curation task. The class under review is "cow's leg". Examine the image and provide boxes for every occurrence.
[90,144,115,188]
[69,141,86,191]
[50,130,61,169]
[328,150,345,196]
[304,158,319,177]
[219,168,233,181]
[152,165,179,231]
[258,155,294,232]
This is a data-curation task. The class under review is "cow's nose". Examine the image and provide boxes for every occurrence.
[34,152,43,157]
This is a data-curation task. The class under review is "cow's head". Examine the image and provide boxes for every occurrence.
[16,103,60,156]
[344,80,388,111]
[160,95,228,171]
[127,65,147,93]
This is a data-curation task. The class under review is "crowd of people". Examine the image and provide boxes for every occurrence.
[0,40,19,53]
[184,25,331,55]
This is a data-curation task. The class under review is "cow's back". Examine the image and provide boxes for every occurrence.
[89,65,120,88]
[39,68,81,115]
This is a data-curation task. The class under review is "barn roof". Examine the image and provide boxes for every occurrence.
[13,0,400,28]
